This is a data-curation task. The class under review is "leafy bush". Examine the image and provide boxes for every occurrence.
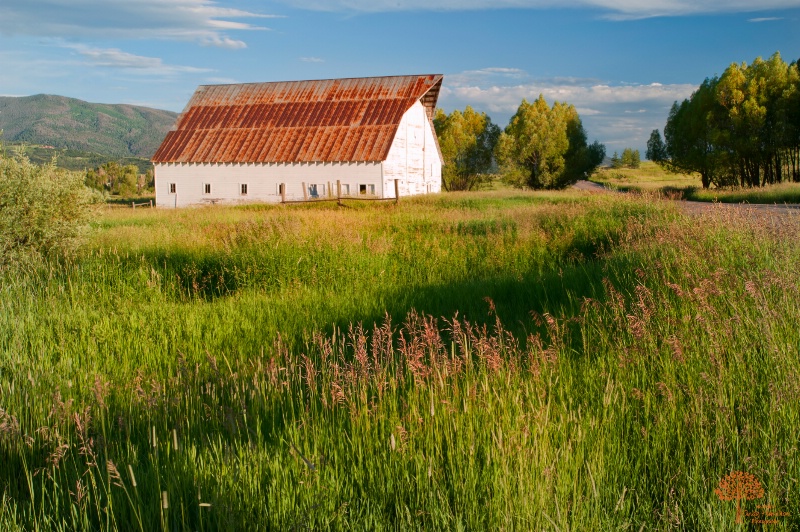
[0,150,98,270]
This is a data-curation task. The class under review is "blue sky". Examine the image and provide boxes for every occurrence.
[1,1,798,155]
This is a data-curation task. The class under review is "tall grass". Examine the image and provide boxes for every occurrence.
[0,191,798,529]
[683,181,800,204]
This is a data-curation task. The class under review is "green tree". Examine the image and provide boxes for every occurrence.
[620,148,640,169]
[620,148,640,168]
[143,169,155,192]
[646,130,668,163]
[663,78,721,188]
[610,152,621,169]
[714,52,795,186]
[85,167,107,191]
[563,116,606,182]
[434,106,500,191]
[496,95,603,189]
[662,52,800,188]
[86,162,141,196]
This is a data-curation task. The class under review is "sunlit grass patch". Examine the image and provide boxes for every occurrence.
[590,162,700,191]
[684,181,800,204]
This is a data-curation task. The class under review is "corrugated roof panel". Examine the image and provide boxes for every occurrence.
[233,129,253,161]
[304,126,326,161]
[324,127,345,161]
[351,126,374,161]
[237,130,259,163]
[266,128,290,161]
[334,127,354,160]
[253,130,272,162]
[342,127,366,161]
[152,74,443,164]
[190,129,217,162]
[235,130,254,161]
[286,128,305,161]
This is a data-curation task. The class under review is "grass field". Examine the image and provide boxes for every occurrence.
[591,162,800,204]
[683,182,800,204]
[590,162,700,192]
[1,190,799,529]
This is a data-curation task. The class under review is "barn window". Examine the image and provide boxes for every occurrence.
[308,184,318,198]
[240,184,248,195]
[359,184,367,195]
[204,183,211,194]
[169,183,176,194]
[368,184,375,195]
[341,184,350,196]
[278,183,285,195]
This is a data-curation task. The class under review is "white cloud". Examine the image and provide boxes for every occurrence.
[440,77,696,114]
[439,68,697,153]
[0,0,279,48]
[300,57,325,63]
[65,44,212,75]
[200,36,248,49]
[277,0,800,18]
[748,17,784,21]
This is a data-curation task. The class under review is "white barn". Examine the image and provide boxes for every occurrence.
[152,74,443,207]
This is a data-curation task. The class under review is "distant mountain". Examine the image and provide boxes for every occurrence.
[0,94,177,159]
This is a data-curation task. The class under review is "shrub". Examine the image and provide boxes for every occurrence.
[0,150,98,270]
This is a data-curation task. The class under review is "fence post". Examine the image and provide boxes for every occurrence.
[337,180,342,206]
[132,201,135,209]
[328,181,333,199]
[150,199,153,208]
[281,184,286,204]
[394,179,400,204]
[302,182,308,201]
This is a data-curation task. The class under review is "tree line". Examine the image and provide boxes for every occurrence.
[611,148,640,169]
[85,162,154,196]
[434,96,605,191]
[647,52,800,188]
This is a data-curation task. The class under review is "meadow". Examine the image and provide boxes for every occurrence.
[592,162,800,205]
[590,162,700,192]
[682,182,800,205]
[1,190,799,530]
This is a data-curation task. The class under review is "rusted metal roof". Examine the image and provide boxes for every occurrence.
[152,74,443,164]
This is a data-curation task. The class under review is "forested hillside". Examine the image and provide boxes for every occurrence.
[0,94,177,158]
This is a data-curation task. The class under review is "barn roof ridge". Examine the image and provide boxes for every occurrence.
[193,73,442,89]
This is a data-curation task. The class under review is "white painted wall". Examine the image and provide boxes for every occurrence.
[383,101,443,198]
[155,161,383,208]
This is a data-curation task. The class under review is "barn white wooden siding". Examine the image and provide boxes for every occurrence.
[384,101,442,197]
[154,161,383,207]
